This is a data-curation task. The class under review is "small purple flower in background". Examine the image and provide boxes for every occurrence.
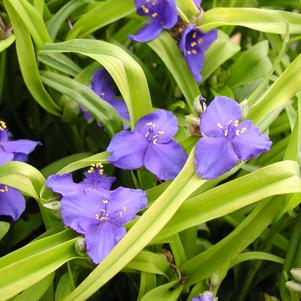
[179,25,217,82]
[82,68,130,128]
[192,291,214,301]
[129,0,178,42]
[46,163,116,197]
[0,184,25,221]
[0,120,40,165]
[195,96,272,179]
[107,109,187,181]
[47,166,147,264]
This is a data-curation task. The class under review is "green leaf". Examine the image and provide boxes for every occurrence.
[202,30,241,81]
[201,8,301,34]
[3,0,61,116]
[0,35,15,52]
[148,31,200,111]
[0,230,78,300]
[0,222,10,240]
[41,39,153,128]
[249,52,301,125]
[67,0,135,39]
[155,161,301,241]
[41,71,123,135]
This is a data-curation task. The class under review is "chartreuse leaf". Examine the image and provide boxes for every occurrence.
[181,198,283,286]
[67,0,135,39]
[3,0,61,116]
[0,230,78,300]
[249,54,301,125]
[201,8,301,34]
[0,222,10,240]
[46,0,89,40]
[41,71,123,136]
[0,35,15,52]
[11,273,54,301]
[138,273,156,301]
[202,30,241,81]
[148,31,200,111]
[140,281,183,301]
[154,161,301,241]
[41,39,153,128]
[62,150,205,301]
[0,162,45,199]
[4,0,51,50]
[176,0,199,21]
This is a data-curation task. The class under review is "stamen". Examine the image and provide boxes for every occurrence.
[234,120,239,127]
[119,212,123,218]
[198,38,203,44]
[100,217,106,221]
[0,185,8,193]
[187,50,192,55]
[123,207,127,211]
[152,12,158,17]
[102,199,109,204]
[192,32,197,38]
[145,132,150,138]
[235,129,240,136]
[0,120,7,131]
[100,92,105,96]
[152,0,156,4]
[224,129,228,137]
[240,128,247,134]
[153,138,157,144]
[141,5,149,13]
[158,131,164,134]
[146,122,155,127]
[191,41,197,47]
[100,208,106,212]
[191,50,197,54]
[95,213,99,219]
[217,123,223,129]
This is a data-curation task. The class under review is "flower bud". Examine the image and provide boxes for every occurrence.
[43,201,61,218]
[286,280,301,293]
[291,268,301,283]
[186,114,200,128]
[75,237,86,255]
[193,95,207,116]
[240,99,250,119]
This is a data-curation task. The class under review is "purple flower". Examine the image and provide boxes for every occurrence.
[107,109,187,181]
[60,184,147,264]
[0,121,40,165]
[0,184,25,221]
[195,96,272,179]
[192,291,213,301]
[129,0,178,42]
[193,0,202,7]
[82,68,130,128]
[46,163,116,197]
[179,25,217,82]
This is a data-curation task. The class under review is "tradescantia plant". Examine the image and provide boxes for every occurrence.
[1,0,301,300]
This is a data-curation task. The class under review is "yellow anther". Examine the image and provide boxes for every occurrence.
[158,131,164,134]
[153,138,157,144]
[192,32,197,38]
[100,217,106,221]
[152,12,158,17]
[224,130,228,137]
[123,207,127,211]
[235,129,240,136]
[119,212,123,218]
[95,213,99,219]
[198,38,203,44]
[191,41,197,47]
[0,121,7,130]
[146,0,150,2]
[102,199,108,204]
[187,50,191,55]
[146,122,155,127]
[240,127,247,134]
[191,50,197,54]
[227,120,233,126]
[145,132,150,138]
[100,208,106,212]
[141,5,149,13]
[152,0,156,4]
[87,167,94,174]
[234,120,239,127]
[217,123,223,129]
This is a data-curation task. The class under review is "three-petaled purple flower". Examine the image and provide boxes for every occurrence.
[179,25,217,82]
[192,291,214,301]
[0,121,39,222]
[195,96,272,179]
[83,68,130,128]
[107,109,187,181]
[129,0,178,42]
[0,120,40,165]
[47,165,147,264]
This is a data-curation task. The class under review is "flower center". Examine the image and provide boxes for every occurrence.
[145,122,164,144]
[87,163,104,175]
[95,199,109,221]
[186,31,203,55]
[0,120,7,131]
[217,120,247,140]
[0,185,8,193]
[140,0,158,18]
